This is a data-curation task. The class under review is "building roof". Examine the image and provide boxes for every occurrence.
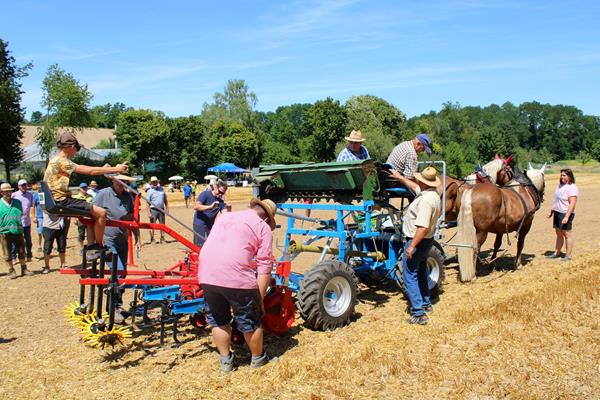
[21,143,106,162]
[20,125,115,149]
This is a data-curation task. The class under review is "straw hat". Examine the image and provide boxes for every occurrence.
[0,183,14,192]
[415,166,441,188]
[150,176,159,182]
[345,129,365,143]
[250,198,277,230]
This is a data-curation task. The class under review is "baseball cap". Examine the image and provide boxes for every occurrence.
[79,182,89,188]
[18,179,28,186]
[57,131,81,151]
[416,133,432,155]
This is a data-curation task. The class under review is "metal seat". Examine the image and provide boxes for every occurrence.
[39,181,91,217]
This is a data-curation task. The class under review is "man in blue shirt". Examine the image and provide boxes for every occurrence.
[183,182,193,208]
[146,176,169,244]
[336,130,370,162]
[193,181,228,246]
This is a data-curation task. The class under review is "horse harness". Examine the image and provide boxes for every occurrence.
[500,172,543,243]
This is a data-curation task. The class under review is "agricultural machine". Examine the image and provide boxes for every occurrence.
[51,159,447,349]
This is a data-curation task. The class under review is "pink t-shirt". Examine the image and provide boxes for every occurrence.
[198,209,274,289]
[551,183,578,214]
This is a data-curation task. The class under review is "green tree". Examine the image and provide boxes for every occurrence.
[202,79,258,130]
[592,139,600,162]
[93,137,116,149]
[444,141,469,177]
[303,97,347,161]
[0,39,32,182]
[37,64,94,160]
[91,102,129,128]
[115,109,170,173]
[169,115,209,178]
[577,150,591,166]
[29,110,43,124]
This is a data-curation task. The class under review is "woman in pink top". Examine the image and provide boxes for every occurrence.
[546,169,578,261]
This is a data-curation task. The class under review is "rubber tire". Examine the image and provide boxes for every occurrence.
[394,242,446,297]
[297,260,358,331]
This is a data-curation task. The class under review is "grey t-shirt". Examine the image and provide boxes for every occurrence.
[93,187,134,244]
[42,210,66,230]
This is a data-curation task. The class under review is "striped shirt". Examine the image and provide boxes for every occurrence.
[386,140,418,179]
[336,145,370,162]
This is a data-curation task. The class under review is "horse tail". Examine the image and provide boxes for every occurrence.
[457,187,477,282]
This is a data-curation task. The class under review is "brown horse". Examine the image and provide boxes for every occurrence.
[444,156,514,225]
[456,165,546,281]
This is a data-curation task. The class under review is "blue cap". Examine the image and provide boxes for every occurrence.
[416,133,432,155]
[79,182,88,188]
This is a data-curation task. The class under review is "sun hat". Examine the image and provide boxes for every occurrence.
[345,129,365,143]
[1,183,14,192]
[250,198,277,230]
[415,166,441,188]
[57,131,81,151]
[79,182,88,189]
[416,133,432,154]
[150,176,159,182]
[18,179,28,186]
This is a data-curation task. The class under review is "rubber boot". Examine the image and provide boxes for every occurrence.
[21,266,34,276]
[8,267,17,279]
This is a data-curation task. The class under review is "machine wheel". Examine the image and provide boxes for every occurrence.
[394,243,446,297]
[297,260,358,331]
[261,286,296,335]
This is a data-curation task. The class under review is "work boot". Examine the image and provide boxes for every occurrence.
[21,266,34,276]
[8,267,17,279]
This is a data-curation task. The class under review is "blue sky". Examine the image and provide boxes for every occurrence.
[2,0,599,118]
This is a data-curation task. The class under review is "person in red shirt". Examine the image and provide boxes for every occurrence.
[198,197,277,373]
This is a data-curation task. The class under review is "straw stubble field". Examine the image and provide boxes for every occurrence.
[0,175,598,399]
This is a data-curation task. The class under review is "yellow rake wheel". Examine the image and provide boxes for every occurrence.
[64,302,95,327]
[86,326,132,349]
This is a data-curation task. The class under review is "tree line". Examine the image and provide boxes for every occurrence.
[2,38,600,183]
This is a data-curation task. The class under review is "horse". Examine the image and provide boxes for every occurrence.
[456,164,546,282]
[444,155,515,225]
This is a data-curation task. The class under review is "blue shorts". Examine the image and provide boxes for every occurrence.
[553,212,574,231]
[201,284,262,333]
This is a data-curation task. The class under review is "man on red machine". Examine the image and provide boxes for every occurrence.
[198,197,278,373]
[43,132,128,259]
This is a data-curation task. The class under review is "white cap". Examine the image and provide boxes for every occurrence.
[18,179,28,186]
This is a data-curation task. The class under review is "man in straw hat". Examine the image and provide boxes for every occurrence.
[386,133,433,193]
[198,197,278,373]
[0,183,32,278]
[44,131,129,260]
[336,129,370,162]
[398,166,442,325]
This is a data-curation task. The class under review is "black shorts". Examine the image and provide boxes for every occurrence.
[56,198,92,215]
[553,211,575,231]
[201,284,262,333]
[43,226,68,254]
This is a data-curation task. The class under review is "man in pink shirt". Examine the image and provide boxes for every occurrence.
[198,197,277,373]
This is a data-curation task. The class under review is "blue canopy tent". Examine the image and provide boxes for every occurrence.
[207,163,249,173]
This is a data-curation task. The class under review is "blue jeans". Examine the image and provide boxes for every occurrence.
[11,225,32,260]
[402,238,434,317]
[104,238,127,308]
[104,238,128,271]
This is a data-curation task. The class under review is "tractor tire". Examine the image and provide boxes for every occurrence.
[394,242,446,297]
[297,260,358,331]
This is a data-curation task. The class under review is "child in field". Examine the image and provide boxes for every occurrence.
[43,132,128,259]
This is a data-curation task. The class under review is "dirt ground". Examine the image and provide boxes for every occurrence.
[0,174,598,399]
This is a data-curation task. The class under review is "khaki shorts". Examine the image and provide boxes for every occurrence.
[0,233,26,262]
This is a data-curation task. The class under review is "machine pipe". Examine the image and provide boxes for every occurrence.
[289,241,386,261]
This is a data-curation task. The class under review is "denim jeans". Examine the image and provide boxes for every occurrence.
[402,238,434,317]
[104,238,127,308]
[11,225,32,260]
